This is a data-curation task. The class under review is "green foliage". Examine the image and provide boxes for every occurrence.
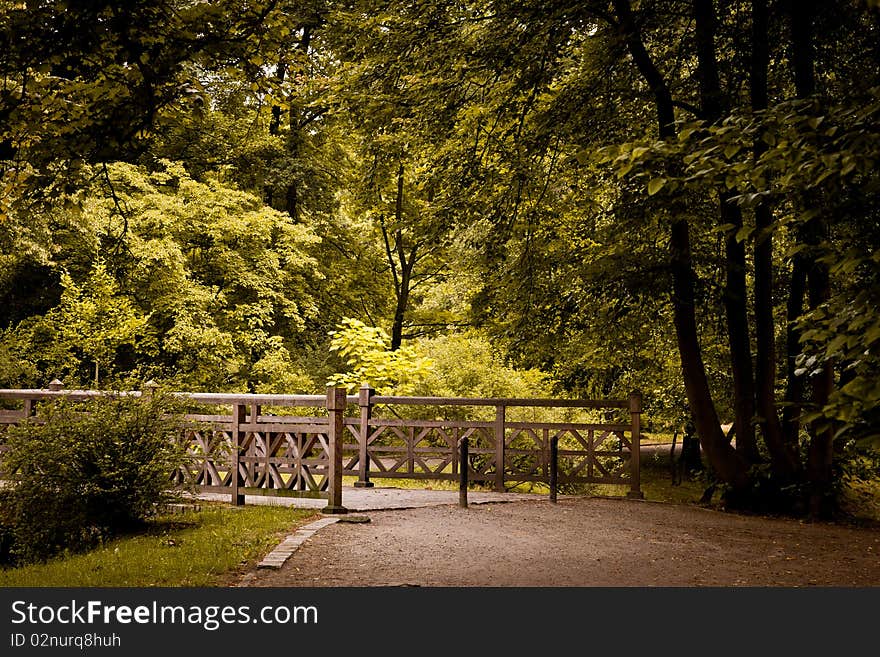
[0,1,291,196]
[414,333,550,398]
[327,317,434,393]
[2,392,188,565]
[601,88,880,451]
[53,260,148,386]
[0,258,148,387]
[0,160,324,391]
[250,336,316,394]
[1,0,878,518]
[0,336,40,389]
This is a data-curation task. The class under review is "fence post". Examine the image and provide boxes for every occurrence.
[459,437,469,508]
[324,386,348,514]
[494,404,506,492]
[249,403,260,488]
[355,384,375,488]
[627,391,644,500]
[48,378,63,392]
[231,403,246,506]
[549,435,558,503]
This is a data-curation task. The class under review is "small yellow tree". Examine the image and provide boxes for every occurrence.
[326,318,434,394]
[51,260,148,387]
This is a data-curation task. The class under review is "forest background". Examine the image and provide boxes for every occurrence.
[0,0,878,518]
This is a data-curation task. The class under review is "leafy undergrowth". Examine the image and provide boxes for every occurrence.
[0,504,316,587]
[838,478,880,524]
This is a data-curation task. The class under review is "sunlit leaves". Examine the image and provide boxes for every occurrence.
[327,317,434,394]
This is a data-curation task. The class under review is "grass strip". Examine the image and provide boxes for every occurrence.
[0,504,317,587]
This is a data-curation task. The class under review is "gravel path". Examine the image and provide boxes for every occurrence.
[236,495,880,587]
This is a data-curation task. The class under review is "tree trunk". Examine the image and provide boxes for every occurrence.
[283,26,313,222]
[269,61,285,136]
[722,196,759,463]
[750,0,798,479]
[754,200,798,475]
[671,219,751,489]
[383,163,419,351]
[390,245,416,351]
[611,0,750,492]
[693,0,759,463]
[285,173,299,222]
[789,0,835,516]
[782,256,808,446]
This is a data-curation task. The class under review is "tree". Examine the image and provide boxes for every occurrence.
[343,0,879,514]
[1,160,327,391]
[51,260,147,386]
[326,317,434,393]
[592,0,879,512]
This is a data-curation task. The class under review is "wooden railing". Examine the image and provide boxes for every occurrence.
[343,388,643,499]
[0,382,644,511]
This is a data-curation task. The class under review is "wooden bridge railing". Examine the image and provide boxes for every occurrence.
[343,387,643,499]
[0,383,644,511]
[0,383,352,514]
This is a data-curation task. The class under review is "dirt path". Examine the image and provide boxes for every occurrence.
[238,497,880,587]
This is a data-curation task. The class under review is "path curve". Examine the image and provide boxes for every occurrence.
[235,494,880,587]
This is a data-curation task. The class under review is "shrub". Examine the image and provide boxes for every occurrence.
[0,490,14,566]
[3,392,188,564]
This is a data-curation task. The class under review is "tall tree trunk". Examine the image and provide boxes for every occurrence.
[264,60,286,207]
[381,163,419,351]
[390,163,407,350]
[694,0,759,463]
[391,244,416,351]
[284,25,313,222]
[285,167,299,222]
[721,197,759,463]
[788,0,834,516]
[751,0,798,479]
[612,0,750,491]
[671,220,751,489]
[782,258,808,444]
[269,61,285,137]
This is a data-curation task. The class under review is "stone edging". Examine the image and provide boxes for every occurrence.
[256,516,342,570]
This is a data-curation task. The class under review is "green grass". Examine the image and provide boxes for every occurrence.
[0,504,317,587]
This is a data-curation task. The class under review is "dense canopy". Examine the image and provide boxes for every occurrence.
[1,0,878,516]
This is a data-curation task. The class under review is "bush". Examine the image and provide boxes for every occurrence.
[3,392,188,564]
[0,490,15,566]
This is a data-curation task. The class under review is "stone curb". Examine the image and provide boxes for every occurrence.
[255,516,341,570]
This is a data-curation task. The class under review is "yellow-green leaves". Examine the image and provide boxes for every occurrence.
[647,177,666,196]
[327,317,434,394]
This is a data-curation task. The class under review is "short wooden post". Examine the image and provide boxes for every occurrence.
[142,380,159,397]
[549,435,558,503]
[627,391,644,500]
[324,387,348,514]
[48,378,63,392]
[459,437,469,508]
[494,404,506,492]
[23,398,35,418]
[248,403,260,488]
[355,384,375,488]
[231,403,246,506]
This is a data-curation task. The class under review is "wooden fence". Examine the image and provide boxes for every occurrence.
[0,382,644,511]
